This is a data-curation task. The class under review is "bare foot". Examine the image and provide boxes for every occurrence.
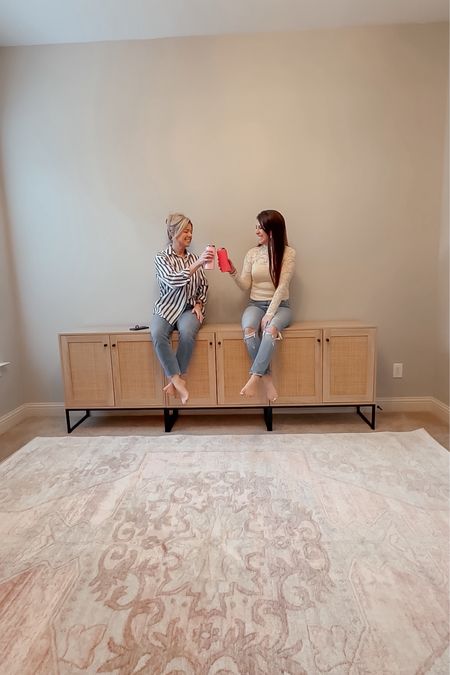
[240,374,261,398]
[262,374,278,402]
[163,382,177,397]
[171,375,189,404]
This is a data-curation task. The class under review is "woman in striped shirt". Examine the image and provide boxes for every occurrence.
[151,214,214,404]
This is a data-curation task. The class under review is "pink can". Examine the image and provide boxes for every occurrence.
[204,244,215,270]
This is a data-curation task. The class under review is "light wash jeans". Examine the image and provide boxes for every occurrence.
[151,307,201,378]
[241,300,292,376]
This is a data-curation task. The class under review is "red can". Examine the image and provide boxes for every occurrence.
[217,247,232,272]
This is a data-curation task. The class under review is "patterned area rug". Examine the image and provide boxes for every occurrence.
[0,430,448,674]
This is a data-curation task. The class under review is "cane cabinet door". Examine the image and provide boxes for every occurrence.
[322,328,376,403]
[271,329,322,404]
[215,329,266,405]
[60,334,114,407]
[166,331,217,406]
[110,333,165,406]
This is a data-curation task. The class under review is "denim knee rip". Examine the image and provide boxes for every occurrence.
[243,330,257,341]
[262,327,283,343]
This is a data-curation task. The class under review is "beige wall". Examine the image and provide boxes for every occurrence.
[0,183,23,416]
[0,23,448,406]
[435,97,449,405]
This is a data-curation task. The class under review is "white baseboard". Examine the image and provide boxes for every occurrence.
[26,402,65,416]
[0,404,28,434]
[430,397,450,423]
[0,397,448,435]
[378,397,449,423]
[0,402,64,434]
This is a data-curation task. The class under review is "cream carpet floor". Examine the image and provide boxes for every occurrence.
[0,429,448,674]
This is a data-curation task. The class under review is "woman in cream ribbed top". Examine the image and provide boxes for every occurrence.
[227,210,296,402]
[231,243,296,316]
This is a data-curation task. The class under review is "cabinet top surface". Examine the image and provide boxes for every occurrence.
[59,320,376,336]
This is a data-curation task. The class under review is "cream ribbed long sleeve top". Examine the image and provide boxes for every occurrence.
[231,244,296,317]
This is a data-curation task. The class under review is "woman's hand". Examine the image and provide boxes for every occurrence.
[192,303,204,323]
[198,247,215,266]
[227,259,236,274]
[260,314,272,330]
[188,247,215,276]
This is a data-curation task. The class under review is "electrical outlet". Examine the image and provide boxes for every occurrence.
[393,363,403,378]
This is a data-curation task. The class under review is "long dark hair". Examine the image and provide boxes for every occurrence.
[257,210,288,288]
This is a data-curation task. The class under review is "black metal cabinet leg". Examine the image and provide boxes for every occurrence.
[65,409,90,433]
[164,408,179,432]
[356,404,376,430]
[263,406,273,431]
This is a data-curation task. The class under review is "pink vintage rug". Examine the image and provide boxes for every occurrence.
[0,429,448,674]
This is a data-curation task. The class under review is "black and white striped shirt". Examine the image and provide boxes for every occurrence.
[153,244,208,325]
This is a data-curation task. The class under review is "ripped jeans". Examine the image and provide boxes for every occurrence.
[241,300,292,376]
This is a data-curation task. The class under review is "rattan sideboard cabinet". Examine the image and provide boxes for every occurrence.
[59,321,377,432]
[59,332,165,409]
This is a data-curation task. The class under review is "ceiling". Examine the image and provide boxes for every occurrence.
[0,0,448,47]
